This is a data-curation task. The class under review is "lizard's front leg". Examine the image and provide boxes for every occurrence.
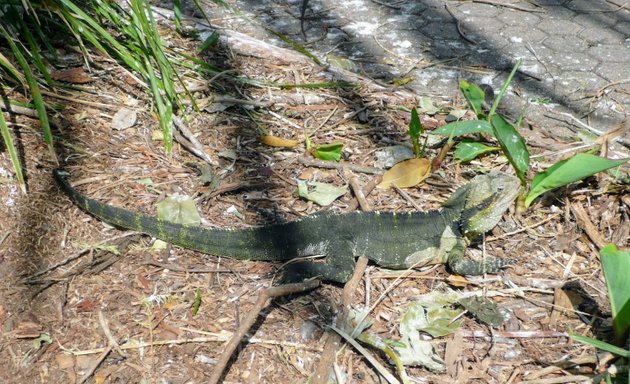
[447,239,512,275]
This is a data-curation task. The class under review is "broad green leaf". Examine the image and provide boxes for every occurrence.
[570,334,630,358]
[459,79,485,118]
[525,153,629,207]
[600,244,630,342]
[453,141,499,162]
[156,193,202,226]
[297,181,347,206]
[395,290,464,371]
[313,142,343,162]
[491,114,529,184]
[430,120,493,136]
[377,158,431,189]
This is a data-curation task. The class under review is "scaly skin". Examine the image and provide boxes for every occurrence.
[53,170,520,283]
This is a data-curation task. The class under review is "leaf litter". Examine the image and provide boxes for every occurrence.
[0,7,628,384]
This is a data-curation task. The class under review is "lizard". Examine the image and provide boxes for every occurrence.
[53,169,520,283]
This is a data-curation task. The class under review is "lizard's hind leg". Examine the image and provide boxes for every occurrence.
[281,260,354,284]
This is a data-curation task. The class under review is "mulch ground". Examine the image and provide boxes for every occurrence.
[0,11,628,384]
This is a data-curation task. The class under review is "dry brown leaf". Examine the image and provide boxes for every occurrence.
[377,158,430,189]
[51,67,93,83]
[446,275,470,287]
[258,135,299,147]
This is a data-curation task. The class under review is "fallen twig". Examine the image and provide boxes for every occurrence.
[312,256,369,384]
[24,232,137,282]
[208,279,321,384]
[348,174,372,211]
[173,116,216,166]
[570,203,607,249]
[298,156,384,175]
[143,259,232,274]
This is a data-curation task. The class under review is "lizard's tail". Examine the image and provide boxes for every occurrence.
[53,169,295,262]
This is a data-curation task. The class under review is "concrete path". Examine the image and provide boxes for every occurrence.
[204,0,630,143]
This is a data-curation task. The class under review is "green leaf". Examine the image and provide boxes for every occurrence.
[488,60,521,119]
[264,27,321,66]
[453,141,499,162]
[33,333,52,349]
[491,115,529,184]
[408,107,423,139]
[570,334,630,358]
[459,79,485,118]
[192,288,202,316]
[600,244,630,342]
[408,107,423,157]
[0,101,25,193]
[430,120,493,136]
[156,193,202,226]
[525,153,628,207]
[0,25,54,160]
[198,31,220,52]
[297,180,347,206]
[313,142,343,162]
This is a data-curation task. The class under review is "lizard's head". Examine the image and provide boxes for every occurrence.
[443,172,520,239]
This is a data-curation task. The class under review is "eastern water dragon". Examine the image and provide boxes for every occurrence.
[53,170,520,283]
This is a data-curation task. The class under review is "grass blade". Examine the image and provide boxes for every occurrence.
[488,59,521,119]
[0,104,26,193]
[0,24,55,161]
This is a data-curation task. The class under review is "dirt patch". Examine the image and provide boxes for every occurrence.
[1,12,628,384]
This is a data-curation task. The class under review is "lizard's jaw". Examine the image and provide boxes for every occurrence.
[462,173,520,238]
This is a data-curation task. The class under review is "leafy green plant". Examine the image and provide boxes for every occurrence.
[428,60,628,208]
[571,245,630,382]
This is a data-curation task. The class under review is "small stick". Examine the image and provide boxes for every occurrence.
[143,259,232,274]
[208,279,321,384]
[444,4,477,45]
[298,156,383,175]
[24,232,137,282]
[391,183,422,211]
[312,257,369,384]
[570,203,607,249]
[173,116,216,166]
[98,310,126,357]
[348,175,372,211]
[346,176,381,212]
[486,214,559,242]
[78,345,112,384]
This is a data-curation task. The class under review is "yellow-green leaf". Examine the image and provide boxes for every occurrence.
[377,158,430,189]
